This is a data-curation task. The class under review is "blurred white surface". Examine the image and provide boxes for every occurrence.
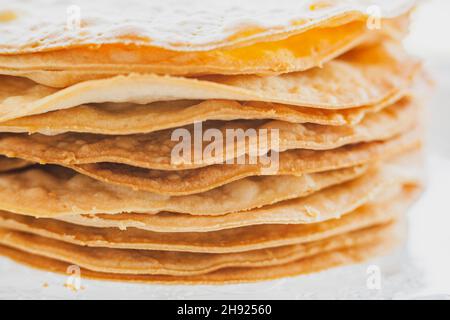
[405,0,450,59]
[0,0,449,299]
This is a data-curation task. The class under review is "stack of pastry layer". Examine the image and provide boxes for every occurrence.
[0,0,426,284]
